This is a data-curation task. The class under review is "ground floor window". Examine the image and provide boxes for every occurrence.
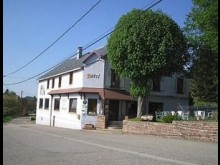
[149,102,163,115]
[39,98,43,109]
[44,98,49,110]
[54,98,60,111]
[69,98,77,113]
[88,99,97,115]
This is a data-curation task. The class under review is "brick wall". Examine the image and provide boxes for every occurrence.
[122,120,218,143]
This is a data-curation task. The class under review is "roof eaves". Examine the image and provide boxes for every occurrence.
[38,67,82,81]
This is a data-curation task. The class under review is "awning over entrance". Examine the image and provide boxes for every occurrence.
[48,87,133,101]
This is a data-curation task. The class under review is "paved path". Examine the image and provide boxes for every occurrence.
[3,117,218,165]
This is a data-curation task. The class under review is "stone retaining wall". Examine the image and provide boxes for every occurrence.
[122,120,218,143]
[96,114,106,129]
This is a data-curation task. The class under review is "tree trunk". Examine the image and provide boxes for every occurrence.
[137,96,146,118]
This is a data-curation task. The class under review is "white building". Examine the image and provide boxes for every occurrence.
[36,46,189,129]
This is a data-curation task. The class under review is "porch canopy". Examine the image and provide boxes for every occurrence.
[48,87,133,101]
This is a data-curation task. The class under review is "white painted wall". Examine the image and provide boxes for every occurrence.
[83,58,105,88]
[147,95,189,112]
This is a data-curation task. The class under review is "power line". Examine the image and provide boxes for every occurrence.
[4,0,163,86]
[3,0,102,78]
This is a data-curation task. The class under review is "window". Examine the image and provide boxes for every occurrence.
[111,69,120,88]
[44,98,49,110]
[54,98,60,111]
[177,78,184,94]
[152,78,160,91]
[58,76,62,87]
[69,98,77,113]
[47,79,50,89]
[69,72,73,84]
[87,99,97,115]
[52,78,55,88]
[39,98,43,109]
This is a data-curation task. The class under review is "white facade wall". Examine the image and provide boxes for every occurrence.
[36,80,51,126]
[83,58,105,88]
[36,52,190,130]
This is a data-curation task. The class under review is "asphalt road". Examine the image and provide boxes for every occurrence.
[3,117,218,165]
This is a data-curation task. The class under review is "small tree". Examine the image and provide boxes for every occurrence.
[107,9,187,118]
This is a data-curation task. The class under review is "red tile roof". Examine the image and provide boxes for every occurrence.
[48,87,132,101]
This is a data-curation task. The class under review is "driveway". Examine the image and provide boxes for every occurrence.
[3,117,218,165]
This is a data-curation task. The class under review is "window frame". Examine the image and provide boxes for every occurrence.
[39,98,43,109]
[47,79,50,89]
[69,98,77,113]
[110,69,120,88]
[58,76,62,88]
[177,78,184,94]
[44,98,49,110]
[152,78,161,92]
[69,72,73,84]
[87,98,97,115]
[52,78,55,88]
[54,98,60,111]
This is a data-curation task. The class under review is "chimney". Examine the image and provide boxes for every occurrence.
[77,47,83,59]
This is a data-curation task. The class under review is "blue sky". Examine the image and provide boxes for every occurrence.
[3,0,193,97]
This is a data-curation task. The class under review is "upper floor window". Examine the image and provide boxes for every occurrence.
[47,79,50,89]
[111,69,120,88]
[44,98,49,110]
[69,98,77,113]
[87,99,97,115]
[58,76,62,88]
[54,98,60,111]
[39,98,43,109]
[52,78,55,88]
[177,78,184,94]
[69,72,73,84]
[152,78,160,91]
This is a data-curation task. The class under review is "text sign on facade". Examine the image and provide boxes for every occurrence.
[87,74,100,79]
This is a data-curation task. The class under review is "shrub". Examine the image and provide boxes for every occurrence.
[3,116,13,123]
[162,115,176,123]
[213,111,218,121]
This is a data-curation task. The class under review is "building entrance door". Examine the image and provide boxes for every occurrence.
[109,100,119,121]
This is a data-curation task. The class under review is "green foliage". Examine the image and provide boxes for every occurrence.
[3,116,13,123]
[185,0,218,54]
[107,9,187,97]
[3,91,21,117]
[213,111,218,121]
[184,0,218,103]
[162,115,176,123]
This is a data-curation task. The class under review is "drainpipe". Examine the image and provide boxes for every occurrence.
[50,95,53,126]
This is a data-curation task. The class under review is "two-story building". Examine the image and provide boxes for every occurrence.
[36,46,189,129]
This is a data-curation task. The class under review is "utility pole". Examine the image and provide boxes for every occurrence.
[21,90,23,99]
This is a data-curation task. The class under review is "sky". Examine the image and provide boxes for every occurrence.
[3,0,193,97]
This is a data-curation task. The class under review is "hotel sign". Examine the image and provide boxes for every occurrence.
[87,74,100,79]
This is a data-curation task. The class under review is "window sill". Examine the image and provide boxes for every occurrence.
[87,113,97,116]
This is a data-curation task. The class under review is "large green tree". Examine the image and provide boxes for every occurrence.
[184,0,218,103]
[107,9,187,117]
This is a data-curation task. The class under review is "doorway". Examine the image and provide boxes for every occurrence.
[109,100,119,121]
